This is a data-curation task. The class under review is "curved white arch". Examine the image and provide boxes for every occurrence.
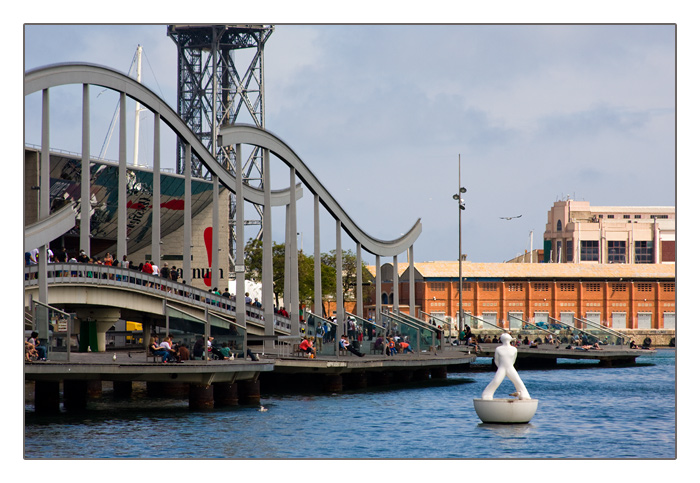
[25,63,421,258]
[24,63,302,207]
[219,124,422,256]
[24,203,77,250]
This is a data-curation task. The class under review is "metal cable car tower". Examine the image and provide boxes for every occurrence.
[168,24,274,263]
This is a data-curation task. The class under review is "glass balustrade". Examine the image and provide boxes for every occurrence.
[345,313,387,354]
[305,312,337,356]
[28,301,74,362]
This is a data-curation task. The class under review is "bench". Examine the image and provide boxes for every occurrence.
[370,345,384,355]
[148,347,175,362]
[292,344,305,357]
[293,344,317,358]
[148,347,161,362]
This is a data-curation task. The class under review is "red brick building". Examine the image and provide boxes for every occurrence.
[367,262,675,335]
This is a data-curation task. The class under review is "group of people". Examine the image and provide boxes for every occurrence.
[373,335,415,356]
[25,331,46,362]
[295,333,368,358]
[25,247,183,284]
[149,334,190,363]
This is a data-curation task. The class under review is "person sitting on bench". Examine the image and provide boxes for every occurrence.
[149,336,170,363]
[340,334,364,357]
[299,337,316,357]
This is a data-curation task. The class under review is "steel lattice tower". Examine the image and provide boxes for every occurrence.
[168,24,274,262]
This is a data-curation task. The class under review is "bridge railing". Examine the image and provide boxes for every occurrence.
[24,263,291,333]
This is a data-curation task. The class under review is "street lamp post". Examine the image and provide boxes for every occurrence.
[452,155,467,343]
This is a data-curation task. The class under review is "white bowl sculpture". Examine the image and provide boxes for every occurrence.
[473,333,538,424]
[473,398,538,424]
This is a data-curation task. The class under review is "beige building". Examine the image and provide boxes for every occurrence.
[543,199,675,265]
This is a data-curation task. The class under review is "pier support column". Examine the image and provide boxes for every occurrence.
[413,369,431,381]
[430,366,448,379]
[147,382,189,398]
[238,379,261,405]
[322,374,343,393]
[394,371,413,383]
[344,372,367,390]
[34,381,60,414]
[75,308,121,351]
[87,380,103,398]
[213,382,239,407]
[189,384,214,410]
[63,380,88,411]
[113,381,133,398]
[369,371,393,387]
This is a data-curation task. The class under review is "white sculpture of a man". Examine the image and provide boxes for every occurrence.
[481,332,531,400]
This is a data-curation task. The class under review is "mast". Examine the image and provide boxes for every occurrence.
[133,45,143,166]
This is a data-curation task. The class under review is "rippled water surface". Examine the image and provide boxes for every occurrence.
[24,350,675,459]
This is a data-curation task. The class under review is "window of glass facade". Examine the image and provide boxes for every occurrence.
[607,240,626,263]
[635,241,654,264]
[566,240,573,262]
[580,240,599,261]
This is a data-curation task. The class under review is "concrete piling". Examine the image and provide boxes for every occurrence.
[188,384,214,410]
[238,379,261,405]
[213,382,238,407]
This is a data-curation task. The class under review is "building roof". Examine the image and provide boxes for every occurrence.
[367,261,676,280]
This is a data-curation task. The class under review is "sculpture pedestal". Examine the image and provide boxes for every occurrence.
[473,398,538,424]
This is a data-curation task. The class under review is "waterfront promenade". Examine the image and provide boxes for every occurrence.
[472,342,655,367]
[24,348,476,412]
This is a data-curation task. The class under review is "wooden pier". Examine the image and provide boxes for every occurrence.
[471,343,655,367]
[24,349,476,412]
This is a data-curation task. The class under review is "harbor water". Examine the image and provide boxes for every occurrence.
[24,350,675,459]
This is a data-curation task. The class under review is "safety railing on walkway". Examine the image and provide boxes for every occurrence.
[304,312,338,356]
[24,263,292,334]
[390,309,442,351]
[570,315,629,346]
[344,313,387,355]
[419,311,458,346]
[508,314,563,340]
[379,309,439,353]
[26,299,75,362]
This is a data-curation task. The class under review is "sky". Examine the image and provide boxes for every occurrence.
[22,20,678,266]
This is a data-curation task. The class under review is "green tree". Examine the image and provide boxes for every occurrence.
[320,249,373,302]
[243,238,336,310]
